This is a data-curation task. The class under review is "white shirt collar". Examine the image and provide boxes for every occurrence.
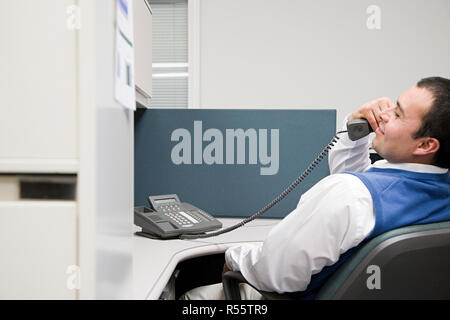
[372,160,448,174]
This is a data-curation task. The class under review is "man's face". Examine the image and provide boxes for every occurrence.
[372,85,434,163]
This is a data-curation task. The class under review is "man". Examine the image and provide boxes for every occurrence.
[182,76,450,300]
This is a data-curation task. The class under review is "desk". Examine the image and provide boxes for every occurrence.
[133,218,280,300]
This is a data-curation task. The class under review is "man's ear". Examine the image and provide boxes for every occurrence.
[413,137,440,156]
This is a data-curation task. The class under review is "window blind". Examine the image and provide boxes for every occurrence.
[150,0,188,108]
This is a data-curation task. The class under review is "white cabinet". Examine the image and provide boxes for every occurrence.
[133,0,153,107]
[0,0,78,173]
[0,201,77,299]
[0,0,150,299]
[0,0,78,300]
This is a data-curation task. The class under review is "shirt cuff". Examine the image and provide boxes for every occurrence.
[224,247,241,272]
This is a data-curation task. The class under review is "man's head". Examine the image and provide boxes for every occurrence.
[372,76,450,168]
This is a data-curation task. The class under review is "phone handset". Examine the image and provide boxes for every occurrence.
[346,119,374,141]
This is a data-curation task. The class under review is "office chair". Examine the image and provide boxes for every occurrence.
[222,221,450,300]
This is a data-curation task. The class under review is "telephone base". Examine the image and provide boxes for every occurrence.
[135,230,207,240]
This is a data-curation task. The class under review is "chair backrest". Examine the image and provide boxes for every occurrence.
[223,221,450,300]
[316,221,450,300]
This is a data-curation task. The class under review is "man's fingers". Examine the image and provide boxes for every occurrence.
[373,103,386,124]
[350,97,394,130]
[367,110,379,132]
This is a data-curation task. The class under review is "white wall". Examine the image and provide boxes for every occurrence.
[77,0,134,299]
[197,0,450,127]
[92,0,134,299]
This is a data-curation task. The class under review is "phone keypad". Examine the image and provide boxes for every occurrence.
[158,204,181,212]
[188,210,209,221]
[158,204,203,227]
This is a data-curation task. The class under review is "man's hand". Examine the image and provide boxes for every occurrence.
[222,263,230,276]
[349,97,396,132]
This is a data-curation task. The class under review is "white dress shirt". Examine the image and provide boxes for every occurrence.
[224,121,448,294]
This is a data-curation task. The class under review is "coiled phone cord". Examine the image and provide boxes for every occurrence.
[179,130,348,240]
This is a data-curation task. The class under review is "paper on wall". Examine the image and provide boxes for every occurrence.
[114,0,136,110]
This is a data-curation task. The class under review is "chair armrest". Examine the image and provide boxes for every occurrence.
[222,271,293,300]
[222,271,246,300]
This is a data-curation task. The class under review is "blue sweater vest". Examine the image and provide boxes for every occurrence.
[291,167,450,300]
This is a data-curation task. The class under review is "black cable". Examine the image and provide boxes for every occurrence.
[179,131,348,240]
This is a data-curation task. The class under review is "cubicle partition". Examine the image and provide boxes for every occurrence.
[134,109,336,219]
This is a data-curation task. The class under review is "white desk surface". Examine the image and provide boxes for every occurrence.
[133,218,280,300]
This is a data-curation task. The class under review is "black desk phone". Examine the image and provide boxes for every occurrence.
[134,194,222,239]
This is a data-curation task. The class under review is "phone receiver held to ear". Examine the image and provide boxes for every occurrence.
[347,119,374,141]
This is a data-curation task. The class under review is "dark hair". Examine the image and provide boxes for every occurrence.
[414,76,450,168]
